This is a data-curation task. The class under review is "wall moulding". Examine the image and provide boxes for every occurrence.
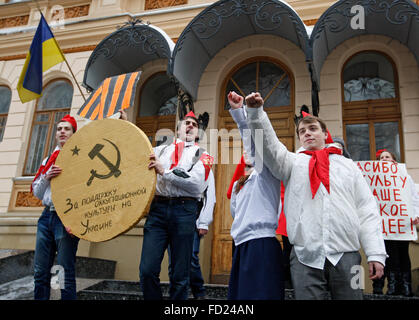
[0,15,29,29]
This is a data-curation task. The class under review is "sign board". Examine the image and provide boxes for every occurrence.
[51,118,156,242]
[356,161,417,241]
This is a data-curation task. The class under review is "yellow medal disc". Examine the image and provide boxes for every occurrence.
[51,118,156,242]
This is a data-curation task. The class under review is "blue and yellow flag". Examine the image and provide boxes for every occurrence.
[17,14,65,103]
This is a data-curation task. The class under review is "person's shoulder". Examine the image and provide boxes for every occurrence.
[331,155,358,169]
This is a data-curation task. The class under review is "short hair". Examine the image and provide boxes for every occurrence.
[296,115,327,138]
[376,150,398,162]
[176,117,200,142]
[56,120,75,133]
[176,117,198,132]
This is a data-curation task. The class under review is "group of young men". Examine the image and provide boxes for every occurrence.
[32,90,387,300]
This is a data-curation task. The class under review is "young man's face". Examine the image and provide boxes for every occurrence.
[55,121,74,147]
[297,121,328,151]
[178,117,199,142]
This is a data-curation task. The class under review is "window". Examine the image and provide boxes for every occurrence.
[0,86,11,141]
[222,59,291,111]
[138,72,177,117]
[345,121,401,161]
[342,51,403,162]
[24,79,73,175]
[343,52,396,102]
[136,72,178,146]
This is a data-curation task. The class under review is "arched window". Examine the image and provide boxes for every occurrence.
[0,86,12,142]
[342,51,403,162]
[24,79,73,175]
[343,52,396,102]
[136,72,178,146]
[222,58,292,113]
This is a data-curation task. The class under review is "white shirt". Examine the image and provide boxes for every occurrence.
[154,139,210,199]
[32,146,61,211]
[246,106,387,269]
[229,107,282,246]
[196,169,216,230]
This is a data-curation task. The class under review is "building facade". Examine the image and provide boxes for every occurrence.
[0,0,419,294]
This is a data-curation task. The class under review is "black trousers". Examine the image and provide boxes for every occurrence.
[384,240,411,273]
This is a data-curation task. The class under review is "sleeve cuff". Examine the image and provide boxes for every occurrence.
[160,169,173,181]
[196,223,209,230]
[37,174,48,188]
[367,254,388,266]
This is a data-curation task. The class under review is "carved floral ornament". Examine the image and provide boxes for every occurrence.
[15,191,42,208]
[51,4,90,20]
[0,15,29,29]
[145,0,187,10]
[0,4,89,30]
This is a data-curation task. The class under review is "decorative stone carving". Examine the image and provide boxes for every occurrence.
[15,191,43,207]
[0,15,29,29]
[145,0,187,10]
[50,4,90,21]
[64,4,90,19]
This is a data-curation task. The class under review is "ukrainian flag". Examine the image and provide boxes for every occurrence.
[17,14,65,103]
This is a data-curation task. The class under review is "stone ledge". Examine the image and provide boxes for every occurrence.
[0,250,116,285]
[78,280,419,300]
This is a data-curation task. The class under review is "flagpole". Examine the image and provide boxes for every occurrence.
[33,0,86,102]
[62,58,87,102]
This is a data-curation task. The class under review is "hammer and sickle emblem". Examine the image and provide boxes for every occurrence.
[86,138,121,186]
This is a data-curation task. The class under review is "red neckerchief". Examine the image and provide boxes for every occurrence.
[301,147,342,199]
[31,149,60,193]
[227,155,246,199]
[169,140,213,180]
[169,141,185,170]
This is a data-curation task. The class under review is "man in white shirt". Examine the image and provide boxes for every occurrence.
[139,111,214,300]
[243,92,386,300]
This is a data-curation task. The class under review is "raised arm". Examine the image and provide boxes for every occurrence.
[244,92,295,182]
[228,91,254,164]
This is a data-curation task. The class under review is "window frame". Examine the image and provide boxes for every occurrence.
[23,78,73,176]
[341,50,404,162]
[0,85,12,142]
[219,56,295,117]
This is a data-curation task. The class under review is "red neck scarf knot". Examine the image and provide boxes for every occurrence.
[31,149,60,193]
[301,147,342,199]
